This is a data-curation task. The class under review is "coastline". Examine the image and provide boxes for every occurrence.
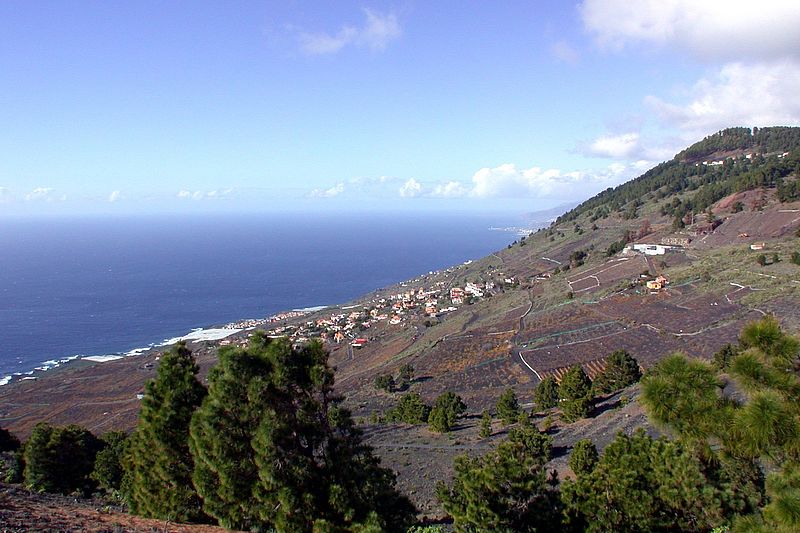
[0,215,525,388]
[0,305,336,388]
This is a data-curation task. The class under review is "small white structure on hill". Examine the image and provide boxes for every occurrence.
[625,243,672,256]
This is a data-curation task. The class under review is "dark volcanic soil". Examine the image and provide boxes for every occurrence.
[0,483,235,532]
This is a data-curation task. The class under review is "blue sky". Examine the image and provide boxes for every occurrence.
[2,1,799,216]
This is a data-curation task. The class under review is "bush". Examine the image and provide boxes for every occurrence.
[568,439,598,477]
[388,392,431,425]
[712,343,740,371]
[534,376,559,410]
[4,449,24,483]
[437,425,560,532]
[23,423,102,495]
[398,363,415,389]
[496,388,521,425]
[428,392,466,433]
[91,431,127,493]
[559,366,593,422]
[479,410,492,438]
[592,350,642,395]
[374,374,395,392]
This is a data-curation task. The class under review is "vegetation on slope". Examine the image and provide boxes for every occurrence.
[555,127,800,226]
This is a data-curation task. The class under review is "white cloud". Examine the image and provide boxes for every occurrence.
[299,9,401,55]
[431,181,469,198]
[399,178,422,198]
[176,188,234,200]
[467,162,641,200]
[580,1,800,148]
[310,182,345,198]
[645,60,800,133]
[310,162,652,204]
[580,0,800,62]
[550,40,580,64]
[108,190,123,203]
[583,132,640,158]
[25,187,53,201]
[25,187,65,202]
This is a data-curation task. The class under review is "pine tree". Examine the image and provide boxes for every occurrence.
[398,363,415,389]
[558,365,593,422]
[387,392,431,424]
[712,343,740,370]
[91,430,127,493]
[189,333,415,532]
[640,318,800,530]
[428,392,466,433]
[592,350,642,395]
[568,439,598,477]
[561,430,725,532]
[122,341,207,522]
[437,425,560,532]
[496,388,521,425]
[479,410,492,438]
[23,422,102,495]
[533,376,558,410]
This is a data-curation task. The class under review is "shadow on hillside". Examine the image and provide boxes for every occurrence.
[590,398,622,418]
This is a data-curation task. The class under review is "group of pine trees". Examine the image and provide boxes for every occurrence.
[128,334,416,531]
[555,126,800,226]
[3,316,799,532]
[3,337,416,532]
[436,316,800,532]
[531,349,642,423]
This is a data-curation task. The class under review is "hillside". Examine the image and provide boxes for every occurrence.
[2,126,800,525]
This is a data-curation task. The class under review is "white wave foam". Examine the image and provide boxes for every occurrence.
[292,305,328,313]
[160,328,242,346]
[83,355,125,363]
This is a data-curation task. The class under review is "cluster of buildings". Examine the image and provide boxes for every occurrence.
[246,278,500,349]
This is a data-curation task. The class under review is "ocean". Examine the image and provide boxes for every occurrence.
[0,212,518,381]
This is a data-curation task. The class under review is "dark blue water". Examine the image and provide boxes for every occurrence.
[0,213,515,378]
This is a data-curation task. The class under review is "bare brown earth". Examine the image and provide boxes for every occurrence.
[0,195,798,526]
[0,483,235,532]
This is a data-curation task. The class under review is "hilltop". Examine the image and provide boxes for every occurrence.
[2,126,800,523]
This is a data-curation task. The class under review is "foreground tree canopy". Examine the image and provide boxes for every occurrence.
[641,316,800,532]
[123,341,207,522]
[189,333,416,532]
[23,422,101,495]
[437,424,560,532]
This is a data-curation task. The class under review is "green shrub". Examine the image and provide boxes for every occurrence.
[559,366,593,422]
[496,388,521,425]
[428,392,466,433]
[534,376,559,409]
[23,422,102,495]
[568,439,598,477]
[91,431,127,493]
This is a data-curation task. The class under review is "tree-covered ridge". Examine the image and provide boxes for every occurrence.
[676,127,800,162]
[555,126,800,225]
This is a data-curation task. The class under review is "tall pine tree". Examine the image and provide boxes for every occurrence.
[122,341,207,522]
[558,365,593,422]
[189,333,415,532]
